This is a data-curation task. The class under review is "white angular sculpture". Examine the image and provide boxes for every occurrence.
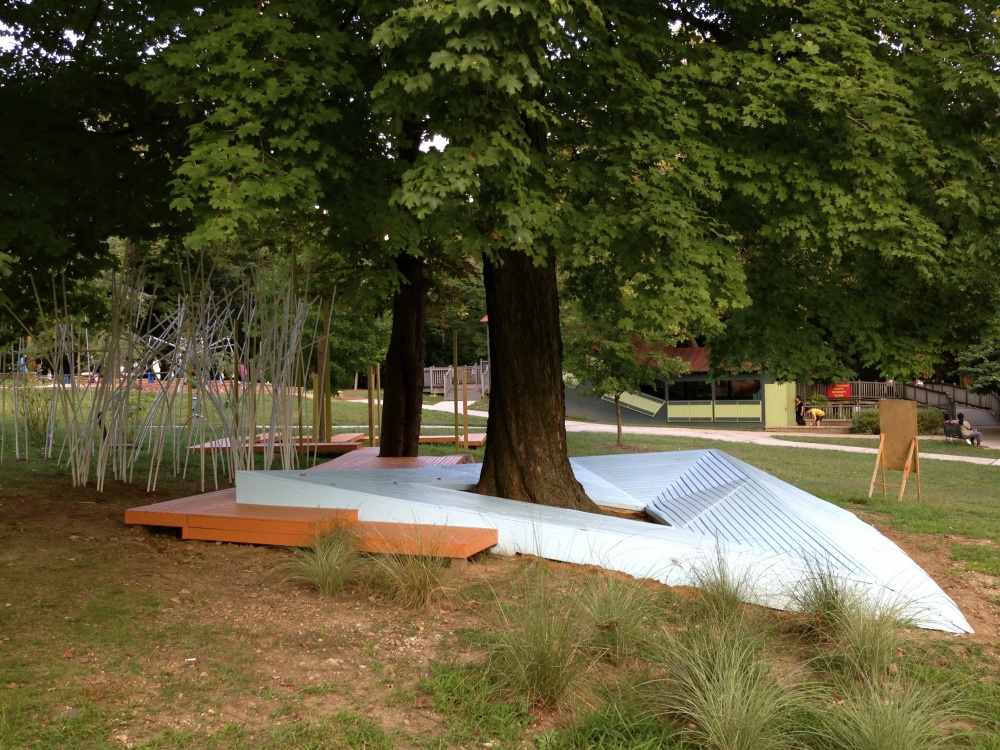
[236,449,970,634]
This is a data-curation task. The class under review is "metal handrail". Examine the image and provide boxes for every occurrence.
[797,380,998,420]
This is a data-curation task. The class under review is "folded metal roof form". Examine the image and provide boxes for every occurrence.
[236,449,970,634]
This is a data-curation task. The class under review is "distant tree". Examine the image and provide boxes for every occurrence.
[563,314,688,447]
[0,0,191,333]
[955,343,1000,394]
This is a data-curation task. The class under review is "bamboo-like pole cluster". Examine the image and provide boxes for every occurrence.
[0,263,328,493]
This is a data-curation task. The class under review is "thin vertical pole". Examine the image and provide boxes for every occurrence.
[367,366,375,447]
[453,329,459,454]
[462,368,468,450]
[375,363,381,446]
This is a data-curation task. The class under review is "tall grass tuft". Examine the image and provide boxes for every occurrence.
[486,574,593,708]
[819,681,956,750]
[789,564,913,680]
[267,525,361,596]
[647,623,811,750]
[579,571,659,664]
[689,548,758,625]
[367,552,452,609]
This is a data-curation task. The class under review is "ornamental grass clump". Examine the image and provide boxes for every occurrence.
[267,524,361,596]
[486,575,594,708]
[789,564,913,681]
[366,551,452,609]
[819,681,957,750]
[579,571,659,665]
[689,549,758,625]
[647,623,811,750]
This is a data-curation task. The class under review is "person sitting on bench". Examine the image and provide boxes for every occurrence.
[956,413,983,447]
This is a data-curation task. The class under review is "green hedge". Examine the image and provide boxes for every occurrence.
[851,407,945,436]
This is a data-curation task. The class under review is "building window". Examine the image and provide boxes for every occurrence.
[667,380,713,401]
[715,379,760,401]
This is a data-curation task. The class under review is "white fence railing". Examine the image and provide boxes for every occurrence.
[423,362,490,400]
[797,381,901,401]
[796,381,1000,421]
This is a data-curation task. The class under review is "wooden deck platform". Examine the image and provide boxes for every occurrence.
[187,432,366,455]
[125,450,494,556]
[418,433,487,448]
[313,447,475,470]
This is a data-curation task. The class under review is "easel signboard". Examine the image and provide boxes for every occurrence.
[868,399,921,502]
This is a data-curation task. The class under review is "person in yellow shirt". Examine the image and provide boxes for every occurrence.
[807,407,825,426]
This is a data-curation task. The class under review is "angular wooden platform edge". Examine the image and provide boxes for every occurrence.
[124,451,495,557]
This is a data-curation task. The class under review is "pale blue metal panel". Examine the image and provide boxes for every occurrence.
[236,449,971,634]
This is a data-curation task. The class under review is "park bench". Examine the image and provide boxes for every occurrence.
[943,423,972,444]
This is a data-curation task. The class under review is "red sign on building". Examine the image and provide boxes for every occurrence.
[826,383,853,399]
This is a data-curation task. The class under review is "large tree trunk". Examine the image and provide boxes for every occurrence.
[476,248,598,512]
[379,254,430,457]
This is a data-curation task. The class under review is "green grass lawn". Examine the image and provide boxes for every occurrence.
[2,425,1000,748]
[774,433,1000,459]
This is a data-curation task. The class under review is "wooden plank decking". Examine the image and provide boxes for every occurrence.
[418,433,487,448]
[313,447,475,471]
[187,432,367,454]
[125,450,494,557]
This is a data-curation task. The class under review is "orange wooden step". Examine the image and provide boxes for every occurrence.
[181,521,497,557]
[353,521,497,558]
[125,490,356,535]
[124,490,495,557]
[183,526,320,547]
[124,488,238,527]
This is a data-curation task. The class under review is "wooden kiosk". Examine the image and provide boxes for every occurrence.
[868,399,921,502]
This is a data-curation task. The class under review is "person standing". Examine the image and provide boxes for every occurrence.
[794,396,806,426]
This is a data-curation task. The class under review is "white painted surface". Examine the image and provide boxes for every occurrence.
[236,450,971,634]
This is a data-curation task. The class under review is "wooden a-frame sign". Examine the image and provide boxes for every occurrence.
[868,399,921,502]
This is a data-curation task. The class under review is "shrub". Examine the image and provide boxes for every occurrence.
[853,407,946,436]
[807,394,830,406]
[852,409,881,435]
[916,408,945,436]
[266,525,361,596]
[13,385,51,446]
[579,571,659,664]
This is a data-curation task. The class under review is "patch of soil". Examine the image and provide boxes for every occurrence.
[866,522,1000,647]
[4,465,1000,747]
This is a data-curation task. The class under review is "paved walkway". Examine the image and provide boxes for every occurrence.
[422,400,1000,468]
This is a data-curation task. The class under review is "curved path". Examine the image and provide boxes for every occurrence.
[422,401,1000,467]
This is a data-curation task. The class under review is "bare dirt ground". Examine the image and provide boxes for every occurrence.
[3,473,1000,747]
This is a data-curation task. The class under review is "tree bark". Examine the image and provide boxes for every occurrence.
[379,253,431,457]
[615,394,623,447]
[476,248,598,512]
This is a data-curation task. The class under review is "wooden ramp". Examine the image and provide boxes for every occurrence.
[124,451,494,557]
